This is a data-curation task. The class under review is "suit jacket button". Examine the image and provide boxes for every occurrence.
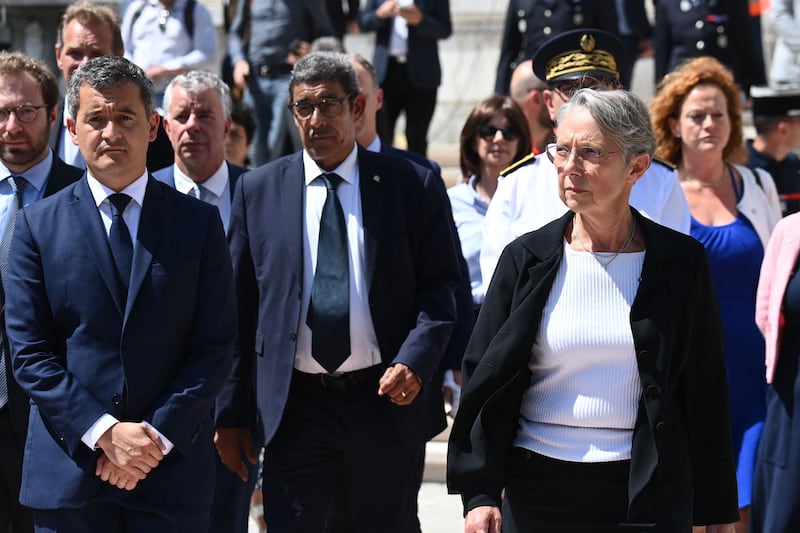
[646,385,659,398]
[290,332,297,341]
[655,421,665,433]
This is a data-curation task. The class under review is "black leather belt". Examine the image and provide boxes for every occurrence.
[293,365,382,393]
[256,63,292,78]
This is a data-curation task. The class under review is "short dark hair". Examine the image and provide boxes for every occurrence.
[753,115,786,136]
[289,52,360,102]
[230,102,256,145]
[67,56,155,119]
[0,51,59,112]
[459,94,532,178]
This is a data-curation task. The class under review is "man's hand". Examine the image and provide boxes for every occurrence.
[464,506,502,533]
[96,422,165,479]
[233,60,250,89]
[215,428,257,482]
[397,3,423,25]
[95,454,139,491]
[378,363,421,405]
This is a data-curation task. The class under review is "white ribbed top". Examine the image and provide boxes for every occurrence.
[513,241,645,462]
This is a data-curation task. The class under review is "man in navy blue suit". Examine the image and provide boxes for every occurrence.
[215,52,460,532]
[153,69,256,533]
[6,56,236,533]
[0,50,83,533]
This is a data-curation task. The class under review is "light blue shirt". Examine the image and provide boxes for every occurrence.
[447,175,488,304]
[0,150,52,234]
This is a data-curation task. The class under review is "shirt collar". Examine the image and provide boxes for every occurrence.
[0,150,54,193]
[87,170,149,209]
[303,143,359,186]
[365,135,381,153]
[173,161,229,198]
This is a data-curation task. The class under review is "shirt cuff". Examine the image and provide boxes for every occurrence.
[81,414,119,450]
[143,421,175,454]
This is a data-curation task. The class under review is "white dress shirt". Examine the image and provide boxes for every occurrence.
[173,161,231,233]
[80,171,174,453]
[294,145,382,374]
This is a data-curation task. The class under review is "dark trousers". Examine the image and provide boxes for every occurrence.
[379,58,437,158]
[261,371,422,533]
[502,449,655,533]
[751,350,800,532]
[0,406,32,533]
[208,450,259,533]
[32,497,210,533]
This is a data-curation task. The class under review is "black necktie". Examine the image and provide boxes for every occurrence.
[306,173,350,373]
[0,176,25,409]
[107,193,134,294]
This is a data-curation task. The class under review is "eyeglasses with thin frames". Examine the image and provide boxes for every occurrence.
[477,124,519,141]
[546,143,620,166]
[0,104,47,124]
[550,77,619,99]
[287,95,352,120]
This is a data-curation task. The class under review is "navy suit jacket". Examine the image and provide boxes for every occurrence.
[2,154,83,444]
[380,144,473,439]
[215,146,460,449]
[359,0,452,89]
[6,176,236,509]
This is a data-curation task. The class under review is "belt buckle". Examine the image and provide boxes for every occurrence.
[394,55,407,64]
[258,64,270,77]
[319,373,347,392]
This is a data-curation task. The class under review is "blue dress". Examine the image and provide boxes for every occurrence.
[691,213,767,509]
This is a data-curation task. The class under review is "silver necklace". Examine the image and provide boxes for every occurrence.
[573,217,637,270]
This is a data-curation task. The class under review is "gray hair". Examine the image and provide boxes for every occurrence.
[67,56,155,119]
[557,88,656,165]
[289,52,360,102]
[163,70,232,119]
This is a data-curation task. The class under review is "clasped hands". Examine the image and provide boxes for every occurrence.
[94,422,167,491]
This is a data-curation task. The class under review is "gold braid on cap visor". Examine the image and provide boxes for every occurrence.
[545,50,619,81]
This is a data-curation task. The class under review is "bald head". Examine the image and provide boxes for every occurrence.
[509,61,547,103]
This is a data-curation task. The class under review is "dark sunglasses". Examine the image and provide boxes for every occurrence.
[477,124,519,141]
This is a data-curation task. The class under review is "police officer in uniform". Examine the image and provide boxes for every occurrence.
[748,85,800,216]
[494,0,618,95]
[654,0,765,91]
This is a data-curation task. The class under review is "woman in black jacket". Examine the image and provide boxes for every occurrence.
[447,89,738,533]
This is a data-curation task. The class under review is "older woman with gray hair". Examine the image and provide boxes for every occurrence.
[447,89,739,533]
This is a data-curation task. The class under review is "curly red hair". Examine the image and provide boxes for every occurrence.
[650,56,746,165]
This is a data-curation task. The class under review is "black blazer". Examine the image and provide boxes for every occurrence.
[3,154,83,442]
[358,0,452,89]
[447,209,739,528]
[215,146,461,449]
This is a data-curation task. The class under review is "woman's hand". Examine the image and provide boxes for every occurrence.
[464,505,502,533]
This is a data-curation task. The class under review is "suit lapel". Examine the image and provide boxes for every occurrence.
[359,149,383,283]
[280,155,304,281]
[70,177,125,314]
[124,177,163,321]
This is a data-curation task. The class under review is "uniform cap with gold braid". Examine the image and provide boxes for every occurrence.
[532,29,626,84]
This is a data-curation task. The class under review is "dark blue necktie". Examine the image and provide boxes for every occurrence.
[306,173,350,373]
[0,175,25,409]
[107,193,133,295]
